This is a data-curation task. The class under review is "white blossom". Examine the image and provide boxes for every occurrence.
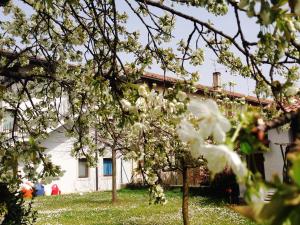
[176,119,203,158]
[153,106,162,115]
[286,86,299,96]
[188,99,231,143]
[120,99,132,111]
[168,102,176,114]
[133,122,146,134]
[295,22,300,31]
[189,138,204,158]
[201,144,247,181]
[177,98,247,181]
[176,91,187,101]
[146,89,157,103]
[155,184,164,194]
[135,97,147,111]
[287,20,296,33]
[147,175,158,185]
[176,119,200,143]
[138,85,148,97]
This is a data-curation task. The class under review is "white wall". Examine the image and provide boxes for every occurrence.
[96,151,133,191]
[266,128,291,182]
[41,126,133,194]
[121,158,134,184]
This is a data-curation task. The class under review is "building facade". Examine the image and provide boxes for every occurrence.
[40,126,134,194]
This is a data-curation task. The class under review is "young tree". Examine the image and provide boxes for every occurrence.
[68,79,131,204]
[121,84,248,225]
[1,0,300,224]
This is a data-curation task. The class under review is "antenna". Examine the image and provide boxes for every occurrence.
[210,59,221,72]
[213,60,217,72]
[246,77,250,96]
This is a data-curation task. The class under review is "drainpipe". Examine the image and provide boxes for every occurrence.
[121,158,123,185]
[95,129,99,191]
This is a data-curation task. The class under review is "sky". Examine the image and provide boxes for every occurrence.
[0,0,276,96]
[118,1,260,96]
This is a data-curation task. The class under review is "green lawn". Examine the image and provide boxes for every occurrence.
[33,188,258,225]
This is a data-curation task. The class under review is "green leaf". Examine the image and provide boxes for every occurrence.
[289,207,300,225]
[259,194,292,225]
[240,142,253,154]
[289,153,300,187]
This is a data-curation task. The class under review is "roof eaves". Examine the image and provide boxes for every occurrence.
[141,72,272,106]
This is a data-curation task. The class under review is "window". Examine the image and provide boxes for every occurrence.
[78,158,89,178]
[1,111,14,132]
[103,158,112,176]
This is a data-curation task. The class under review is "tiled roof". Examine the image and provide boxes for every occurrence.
[283,98,300,112]
[142,72,272,106]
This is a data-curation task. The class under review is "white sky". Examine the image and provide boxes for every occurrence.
[118,1,259,95]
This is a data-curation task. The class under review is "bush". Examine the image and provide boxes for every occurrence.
[0,183,36,225]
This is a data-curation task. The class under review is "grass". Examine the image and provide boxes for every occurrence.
[33,188,258,225]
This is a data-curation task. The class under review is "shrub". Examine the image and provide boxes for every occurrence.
[0,183,36,225]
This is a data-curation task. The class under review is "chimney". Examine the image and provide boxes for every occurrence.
[212,72,221,90]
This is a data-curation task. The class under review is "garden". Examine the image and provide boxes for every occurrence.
[33,188,257,225]
[1,0,300,225]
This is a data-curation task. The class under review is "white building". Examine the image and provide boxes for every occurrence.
[40,126,134,194]
[265,127,291,182]
[1,84,135,195]
[0,114,134,194]
[264,100,300,183]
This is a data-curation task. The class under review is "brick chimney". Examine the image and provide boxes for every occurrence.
[212,72,221,90]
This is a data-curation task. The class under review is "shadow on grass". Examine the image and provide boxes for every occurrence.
[194,196,227,207]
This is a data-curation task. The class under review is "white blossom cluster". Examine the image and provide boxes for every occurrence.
[176,99,248,181]
[121,85,186,113]
[120,85,188,203]
[146,170,167,204]
[122,85,247,203]
[286,86,299,97]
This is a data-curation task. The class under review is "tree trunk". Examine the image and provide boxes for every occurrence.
[182,167,190,225]
[112,148,117,203]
